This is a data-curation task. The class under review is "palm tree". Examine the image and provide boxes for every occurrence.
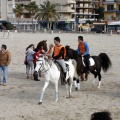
[26,1,39,33]
[35,0,60,33]
[13,4,24,32]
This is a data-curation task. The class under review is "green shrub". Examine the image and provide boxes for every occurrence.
[2,21,14,30]
[5,22,14,30]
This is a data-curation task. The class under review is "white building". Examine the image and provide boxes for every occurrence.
[0,0,15,20]
[0,0,99,31]
[0,0,44,20]
[0,0,44,31]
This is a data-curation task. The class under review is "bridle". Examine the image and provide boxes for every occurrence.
[36,58,52,73]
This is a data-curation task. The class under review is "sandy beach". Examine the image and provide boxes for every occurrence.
[0,32,120,120]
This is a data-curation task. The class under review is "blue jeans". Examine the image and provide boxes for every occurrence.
[0,66,8,83]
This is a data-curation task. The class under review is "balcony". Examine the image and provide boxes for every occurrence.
[103,0,120,1]
[15,0,31,1]
[53,0,75,5]
[103,0,115,4]
[103,0,114,1]
[15,0,31,5]
[57,8,75,13]
[76,0,99,3]
[68,0,76,4]
[76,4,96,9]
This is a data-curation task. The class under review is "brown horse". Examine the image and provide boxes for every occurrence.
[34,40,48,52]
[65,45,112,89]
[33,40,48,80]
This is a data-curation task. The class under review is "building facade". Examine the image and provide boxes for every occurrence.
[0,0,45,20]
[73,0,99,24]
[47,0,75,30]
[0,0,104,31]
[103,0,120,20]
[0,0,15,20]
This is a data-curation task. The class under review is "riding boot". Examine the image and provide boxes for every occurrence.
[86,67,90,74]
[86,63,90,74]
[33,71,40,81]
[63,72,67,84]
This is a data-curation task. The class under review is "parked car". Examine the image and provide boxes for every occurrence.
[91,28,104,33]
[117,28,120,34]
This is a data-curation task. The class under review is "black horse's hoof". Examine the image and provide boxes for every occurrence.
[38,102,42,105]
[34,79,40,81]
[75,87,78,91]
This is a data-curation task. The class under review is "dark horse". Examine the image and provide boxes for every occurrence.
[65,46,112,88]
[34,40,48,52]
[33,40,48,80]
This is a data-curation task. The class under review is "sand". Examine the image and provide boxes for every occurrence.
[0,32,120,120]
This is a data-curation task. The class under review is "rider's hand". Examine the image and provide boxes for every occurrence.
[81,54,84,57]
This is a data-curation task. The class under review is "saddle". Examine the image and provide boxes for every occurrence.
[82,57,95,67]
[54,61,69,72]
[54,61,69,85]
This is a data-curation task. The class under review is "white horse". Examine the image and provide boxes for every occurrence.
[34,56,78,104]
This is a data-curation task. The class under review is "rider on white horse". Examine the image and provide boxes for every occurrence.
[52,37,67,84]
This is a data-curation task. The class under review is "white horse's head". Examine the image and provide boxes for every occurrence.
[34,55,50,73]
[35,55,45,72]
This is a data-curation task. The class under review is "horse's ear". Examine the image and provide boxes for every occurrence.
[43,40,47,42]
[65,45,70,50]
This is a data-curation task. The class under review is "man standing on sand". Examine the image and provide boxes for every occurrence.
[0,44,11,86]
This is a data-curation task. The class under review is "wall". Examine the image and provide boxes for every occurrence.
[1,0,7,20]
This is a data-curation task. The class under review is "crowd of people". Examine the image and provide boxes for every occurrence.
[24,36,91,83]
[0,36,91,85]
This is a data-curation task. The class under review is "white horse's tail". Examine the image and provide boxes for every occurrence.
[71,59,79,79]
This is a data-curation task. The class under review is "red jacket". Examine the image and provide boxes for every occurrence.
[33,49,42,64]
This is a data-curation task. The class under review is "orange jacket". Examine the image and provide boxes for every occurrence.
[78,42,86,54]
[53,45,66,59]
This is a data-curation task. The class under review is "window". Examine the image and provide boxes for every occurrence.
[107,5,114,11]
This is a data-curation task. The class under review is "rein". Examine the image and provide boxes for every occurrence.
[37,59,52,73]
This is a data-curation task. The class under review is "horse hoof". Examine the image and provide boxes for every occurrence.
[38,102,42,105]
[61,82,66,85]
[75,87,78,91]
[66,95,71,98]
[55,100,58,103]
[98,86,100,89]
[66,97,70,99]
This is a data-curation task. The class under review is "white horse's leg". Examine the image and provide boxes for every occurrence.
[39,81,49,104]
[98,81,101,89]
[76,79,80,91]
[73,78,77,90]
[54,82,58,102]
[65,83,69,98]
[69,78,73,98]
[93,78,97,86]
[77,83,80,91]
